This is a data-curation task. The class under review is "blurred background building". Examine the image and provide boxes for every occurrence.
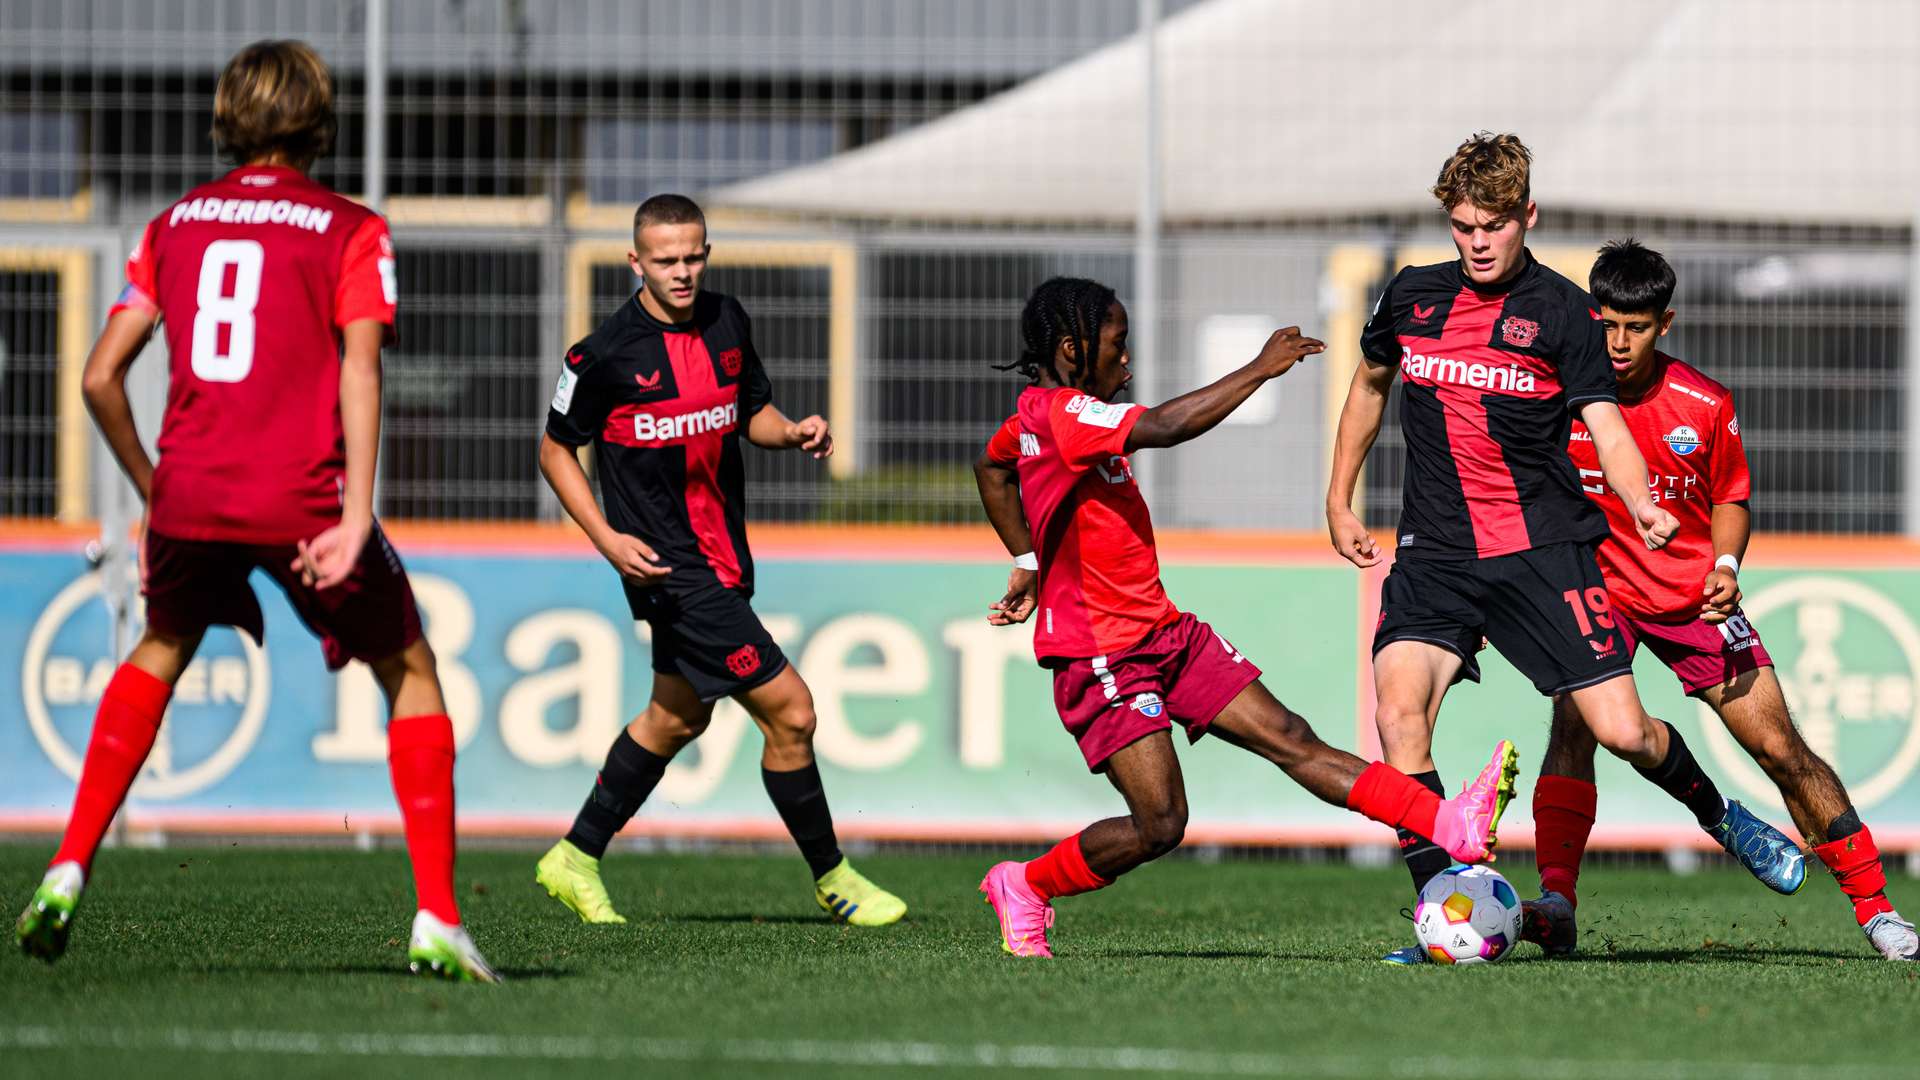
[2,0,1914,539]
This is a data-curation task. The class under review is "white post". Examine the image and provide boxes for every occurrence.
[1908,209,1920,536]
[1131,0,1162,509]
[364,0,388,212]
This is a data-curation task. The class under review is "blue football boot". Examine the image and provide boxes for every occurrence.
[1708,799,1806,895]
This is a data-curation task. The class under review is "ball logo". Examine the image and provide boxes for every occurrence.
[23,571,268,800]
[1130,692,1164,718]
[1698,577,1920,811]
[1499,316,1539,348]
[1663,425,1702,456]
[725,644,761,679]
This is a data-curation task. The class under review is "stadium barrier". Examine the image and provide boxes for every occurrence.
[7,523,1920,851]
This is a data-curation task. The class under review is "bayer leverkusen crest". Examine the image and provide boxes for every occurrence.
[1500,316,1540,348]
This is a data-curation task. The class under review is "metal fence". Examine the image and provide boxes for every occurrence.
[0,0,1911,537]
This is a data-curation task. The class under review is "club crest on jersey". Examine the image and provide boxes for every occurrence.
[1664,425,1702,456]
[720,347,743,377]
[726,644,761,678]
[1130,692,1165,718]
[1500,315,1540,348]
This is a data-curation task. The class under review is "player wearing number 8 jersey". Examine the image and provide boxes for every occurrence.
[14,41,497,982]
[1524,241,1915,962]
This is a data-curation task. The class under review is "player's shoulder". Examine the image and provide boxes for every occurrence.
[1660,355,1732,402]
[1521,258,1601,317]
[1389,261,1457,294]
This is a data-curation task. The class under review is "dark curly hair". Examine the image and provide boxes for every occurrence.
[1000,276,1117,388]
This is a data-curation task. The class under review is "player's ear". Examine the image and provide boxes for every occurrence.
[1056,334,1081,377]
[1658,309,1676,336]
[1521,199,1538,230]
[627,249,643,277]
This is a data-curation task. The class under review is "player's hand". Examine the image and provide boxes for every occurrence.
[1251,327,1326,380]
[1633,500,1680,550]
[1700,567,1741,623]
[294,513,372,591]
[788,415,833,459]
[1326,506,1381,568]
[988,567,1038,626]
[598,532,671,584]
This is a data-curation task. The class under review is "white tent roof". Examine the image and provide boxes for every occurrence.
[717,0,1920,225]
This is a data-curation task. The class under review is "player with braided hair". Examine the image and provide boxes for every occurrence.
[970,277,1522,958]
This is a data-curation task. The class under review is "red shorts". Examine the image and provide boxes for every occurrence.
[142,524,423,671]
[1618,608,1773,695]
[1049,612,1261,771]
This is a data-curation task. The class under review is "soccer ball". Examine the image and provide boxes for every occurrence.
[1413,865,1523,964]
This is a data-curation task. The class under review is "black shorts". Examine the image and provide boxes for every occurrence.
[1372,541,1632,696]
[625,581,789,702]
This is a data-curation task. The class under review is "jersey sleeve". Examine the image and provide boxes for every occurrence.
[1708,392,1752,504]
[545,342,615,447]
[1558,291,1617,412]
[983,415,1021,466]
[1047,393,1142,470]
[731,298,774,418]
[334,214,398,344]
[108,220,161,318]
[1359,269,1404,366]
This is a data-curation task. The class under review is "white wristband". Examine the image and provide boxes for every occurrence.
[1012,552,1039,571]
[1714,554,1740,575]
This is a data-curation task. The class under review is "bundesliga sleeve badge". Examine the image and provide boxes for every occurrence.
[551,368,578,414]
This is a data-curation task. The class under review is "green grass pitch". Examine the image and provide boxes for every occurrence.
[2,845,1915,1079]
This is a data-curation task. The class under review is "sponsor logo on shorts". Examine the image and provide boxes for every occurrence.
[719,347,743,377]
[1130,692,1165,718]
[725,644,761,679]
[1589,637,1620,660]
[1500,316,1540,348]
[1663,425,1702,456]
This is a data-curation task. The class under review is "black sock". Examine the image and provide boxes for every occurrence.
[1396,770,1452,896]
[763,762,844,879]
[1826,807,1864,843]
[563,730,671,859]
[1633,720,1726,829]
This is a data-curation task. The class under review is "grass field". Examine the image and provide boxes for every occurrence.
[2,844,1915,1079]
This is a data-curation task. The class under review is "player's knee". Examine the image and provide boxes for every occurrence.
[1135,805,1187,858]
[771,702,817,744]
[1589,714,1654,759]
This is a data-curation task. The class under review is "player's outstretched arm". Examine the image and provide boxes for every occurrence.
[1324,361,1396,568]
[537,433,670,584]
[1701,499,1752,622]
[746,403,833,459]
[1580,400,1679,551]
[973,449,1036,625]
[80,307,160,501]
[1125,327,1324,452]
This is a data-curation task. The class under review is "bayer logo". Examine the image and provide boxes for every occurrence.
[23,571,268,800]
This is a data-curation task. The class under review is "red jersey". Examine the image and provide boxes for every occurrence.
[984,386,1177,662]
[1566,353,1750,621]
[111,164,397,543]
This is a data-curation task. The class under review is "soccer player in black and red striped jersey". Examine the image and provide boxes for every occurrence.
[533,194,904,927]
[1325,133,1804,963]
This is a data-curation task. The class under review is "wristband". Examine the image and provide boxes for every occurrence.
[1013,552,1039,571]
[1714,554,1739,575]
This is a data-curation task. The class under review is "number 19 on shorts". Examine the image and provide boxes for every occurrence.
[191,239,264,382]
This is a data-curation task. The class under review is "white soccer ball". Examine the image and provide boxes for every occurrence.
[1412,865,1523,964]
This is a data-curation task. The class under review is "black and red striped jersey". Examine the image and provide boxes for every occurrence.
[1360,251,1615,561]
[546,291,775,592]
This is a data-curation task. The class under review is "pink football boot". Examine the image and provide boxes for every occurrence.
[980,860,1056,958]
[1431,739,1520,864]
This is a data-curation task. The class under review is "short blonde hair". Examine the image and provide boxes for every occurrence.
[211,40,336,169]
[1432,132,1531,216]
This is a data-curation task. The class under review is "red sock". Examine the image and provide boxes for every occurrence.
[1345,762,1441,839]
[1813,825,1894,926]
[52,664,172,875]
[1024,832,1111,901]
[387,713,460,924]
[1533,776,1597,909]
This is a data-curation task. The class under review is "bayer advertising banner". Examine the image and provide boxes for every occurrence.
[5,529,1920,848]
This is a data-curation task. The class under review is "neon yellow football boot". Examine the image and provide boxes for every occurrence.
[535,840,628,925]
[814,859,907,927]
[16,862,84,964]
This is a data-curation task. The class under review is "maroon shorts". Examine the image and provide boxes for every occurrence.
[142,523,423,670]
[1050,612,1261,771]
[1618,608,1773,695]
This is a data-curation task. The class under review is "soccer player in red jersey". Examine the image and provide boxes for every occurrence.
[1523,240,1915,960]
[1326,134,1804,963]
[12,41,496,982]
[971,277,1521,958]
[532,195,905,927]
